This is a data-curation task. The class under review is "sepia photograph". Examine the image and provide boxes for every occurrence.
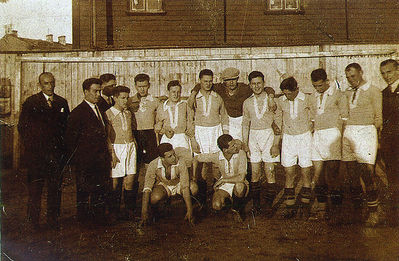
[0,0,398,260]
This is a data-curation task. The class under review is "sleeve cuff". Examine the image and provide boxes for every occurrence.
[143,187,152,193]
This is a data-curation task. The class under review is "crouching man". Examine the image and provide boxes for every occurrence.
[193,134,248,222]
[141,143,198,225]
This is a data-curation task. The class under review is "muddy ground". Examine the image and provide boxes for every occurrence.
[2,167,399,261]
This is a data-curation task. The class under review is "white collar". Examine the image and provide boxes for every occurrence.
[196,90,218,99]
[163,99,185,110]
[140,94,154,101]
[282,91,305,101]
[389,78,399,92]
[157,158,178,169]
[315,83,335,97]
[359,81,371,91]
[43,92,53,101]
[85,99,96,109]
[110,106,126,115]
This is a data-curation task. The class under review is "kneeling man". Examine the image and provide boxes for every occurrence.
[193,134,248,221]
[141,143,197,225]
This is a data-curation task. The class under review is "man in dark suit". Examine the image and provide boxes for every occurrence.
[380,59,399,226]
[97,73,116,112]
[18,72,70,229]
[65,78,111,226]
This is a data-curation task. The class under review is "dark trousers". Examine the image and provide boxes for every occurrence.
[27,163,63,225]
[134,129,158,164]
[75,169,108,223]
[381,135,399,208]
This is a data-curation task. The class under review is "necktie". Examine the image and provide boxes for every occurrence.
[165,168,171,180]
[95,105,105,126]
[352,88,358,103]
[47,97,53,108]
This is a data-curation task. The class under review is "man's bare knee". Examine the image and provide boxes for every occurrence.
[190,182,198,196]
[234,183,246,198]
[212,199,223,210]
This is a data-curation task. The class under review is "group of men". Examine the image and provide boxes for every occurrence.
[18,59,399,230]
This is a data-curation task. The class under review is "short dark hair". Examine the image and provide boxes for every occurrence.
[248,71,264,82]
[217,134,233,151]
[311,69,327,82]
[134,73,150,83]
[158,143,174,157]
[113,85,131,97]
[380,59,399,69]
[345,63,362,72]
[38,72,55,83]
[82,78,102,92]
[280,77,298,92]
[167,80,182,91]
[99,73,116,83]
[199,69,213,79]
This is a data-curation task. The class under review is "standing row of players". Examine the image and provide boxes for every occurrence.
[18,60,399,230]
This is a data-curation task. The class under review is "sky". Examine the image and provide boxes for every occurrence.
[0,0,72,43]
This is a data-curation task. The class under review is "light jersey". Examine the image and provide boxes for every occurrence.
[242,93,275,130]
[157,99,190,134]
[143,157,190,192]
[194,90,228,128]
[106,106,134,144]
[275,91,312,135]
[127,94,160,130]
[344,82,382,127]
[309,83,349,130]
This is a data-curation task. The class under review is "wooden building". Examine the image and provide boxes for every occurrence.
[72,0,399,49]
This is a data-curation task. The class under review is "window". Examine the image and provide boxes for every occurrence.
[129,0,165,14]
[265,0,304,14]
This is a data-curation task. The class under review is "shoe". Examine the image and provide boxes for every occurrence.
[282,207,297,219]
[296,205,311,221]
[230,209,243,223]
[309,210,327,221]
[365,211,379,227]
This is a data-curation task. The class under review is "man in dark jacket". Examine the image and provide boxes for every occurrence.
[380,59,399,227]
[65,77,111,226]
[18,72,70,229]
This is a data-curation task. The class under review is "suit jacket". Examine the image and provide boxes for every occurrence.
[97,96,113,113]
[382,84,399,137]
[18,92,70,168]
[65,100,111,174]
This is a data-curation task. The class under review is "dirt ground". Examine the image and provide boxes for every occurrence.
[2,167,399,261]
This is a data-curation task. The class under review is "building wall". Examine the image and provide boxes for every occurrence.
[73,0,399,49]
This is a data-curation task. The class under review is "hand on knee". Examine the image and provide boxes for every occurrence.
[212,199,223,211]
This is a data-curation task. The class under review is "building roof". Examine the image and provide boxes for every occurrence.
[0,34,72,52]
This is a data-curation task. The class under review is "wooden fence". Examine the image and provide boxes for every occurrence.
[1,44,398,168]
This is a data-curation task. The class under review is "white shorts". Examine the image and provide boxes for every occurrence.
[281,131,313,168]
[159,182,181,197]
[112,142,137,178]
[312,127,342,161]
[229,116,243,140]
[218,182,235,197]
[249,129,280,163]
[342,125,377,164]
[161,133,190,150]
[195,124,222,154]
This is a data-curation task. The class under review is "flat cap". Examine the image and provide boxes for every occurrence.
[221,67,240,80]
